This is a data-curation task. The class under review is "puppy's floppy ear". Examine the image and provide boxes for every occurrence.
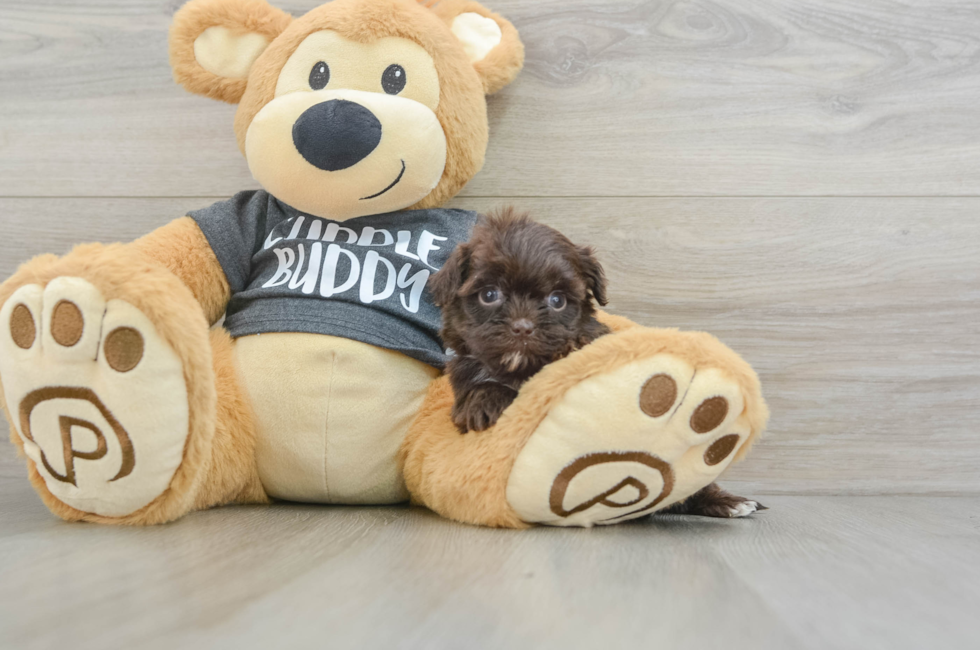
[429,242,472,307]
[429,0,525,95]
[170,0,292,104]
[578,246,608,306]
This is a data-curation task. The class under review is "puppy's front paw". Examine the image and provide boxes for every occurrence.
[453,396,506,433]
[452,385,517,433]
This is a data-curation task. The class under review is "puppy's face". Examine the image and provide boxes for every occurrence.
[431,210,608,378]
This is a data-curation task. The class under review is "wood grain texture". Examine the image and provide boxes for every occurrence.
[1,196,977,494]
[1,488,978,650]
[2,0,980,197]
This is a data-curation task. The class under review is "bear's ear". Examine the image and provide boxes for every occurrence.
[169,0,292,104]
[430,0,524,95]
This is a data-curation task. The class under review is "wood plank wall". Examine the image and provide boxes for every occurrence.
[1,0,978,493]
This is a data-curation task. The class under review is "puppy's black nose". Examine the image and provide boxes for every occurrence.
[510,319,535,338]
[292,99,382,171]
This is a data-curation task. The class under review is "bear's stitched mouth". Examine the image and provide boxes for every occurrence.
[360,159,406,200]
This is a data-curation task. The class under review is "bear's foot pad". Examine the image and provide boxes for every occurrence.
[506,353,751,527]
[0,278,189,517]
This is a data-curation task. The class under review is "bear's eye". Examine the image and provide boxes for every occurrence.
[309,61,330,90]
[382,64,407,95]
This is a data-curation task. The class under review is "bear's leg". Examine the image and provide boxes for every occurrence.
[191,328,268,512]
[402,322,768,528]
[0,244,265,524]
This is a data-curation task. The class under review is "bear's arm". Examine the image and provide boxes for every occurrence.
[129,216,231,325]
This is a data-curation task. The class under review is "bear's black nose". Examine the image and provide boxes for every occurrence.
[291,99,382,172]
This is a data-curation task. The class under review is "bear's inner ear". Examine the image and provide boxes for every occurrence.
[194,26,271,80]
[170,0,292,104]
[432,1,524,96]
[451,13,503,64]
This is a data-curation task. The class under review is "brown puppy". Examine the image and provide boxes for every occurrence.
[430,208,610,433]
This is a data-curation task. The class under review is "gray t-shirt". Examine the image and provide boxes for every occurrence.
[190,191,477,367]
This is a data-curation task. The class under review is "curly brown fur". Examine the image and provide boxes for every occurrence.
[658,483,767,518]
[430,208,610,432]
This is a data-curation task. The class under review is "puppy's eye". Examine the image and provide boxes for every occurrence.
[382,64,407,95]
[478,287,502,306]
[547,292,567,311]
[309,62,330,90]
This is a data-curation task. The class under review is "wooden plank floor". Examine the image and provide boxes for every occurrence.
[2,483,979,650]
[1,0,980,648]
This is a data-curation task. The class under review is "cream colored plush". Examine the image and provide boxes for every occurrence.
[236,332,438,503]
[194,26,270,79]
[245,87,447,219]
[451,13,501,63]
[0,0,768,528]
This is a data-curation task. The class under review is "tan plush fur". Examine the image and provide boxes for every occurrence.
[596,309,642,334]
[402,324,769,528]
[402,375,528,528]
[170,0,293,103]
[193,329,269,510]
[132,217,231,325]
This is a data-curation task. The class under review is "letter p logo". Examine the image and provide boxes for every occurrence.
[18,387,135,487]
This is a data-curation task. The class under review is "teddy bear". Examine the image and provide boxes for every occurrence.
[0,0,768,528]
